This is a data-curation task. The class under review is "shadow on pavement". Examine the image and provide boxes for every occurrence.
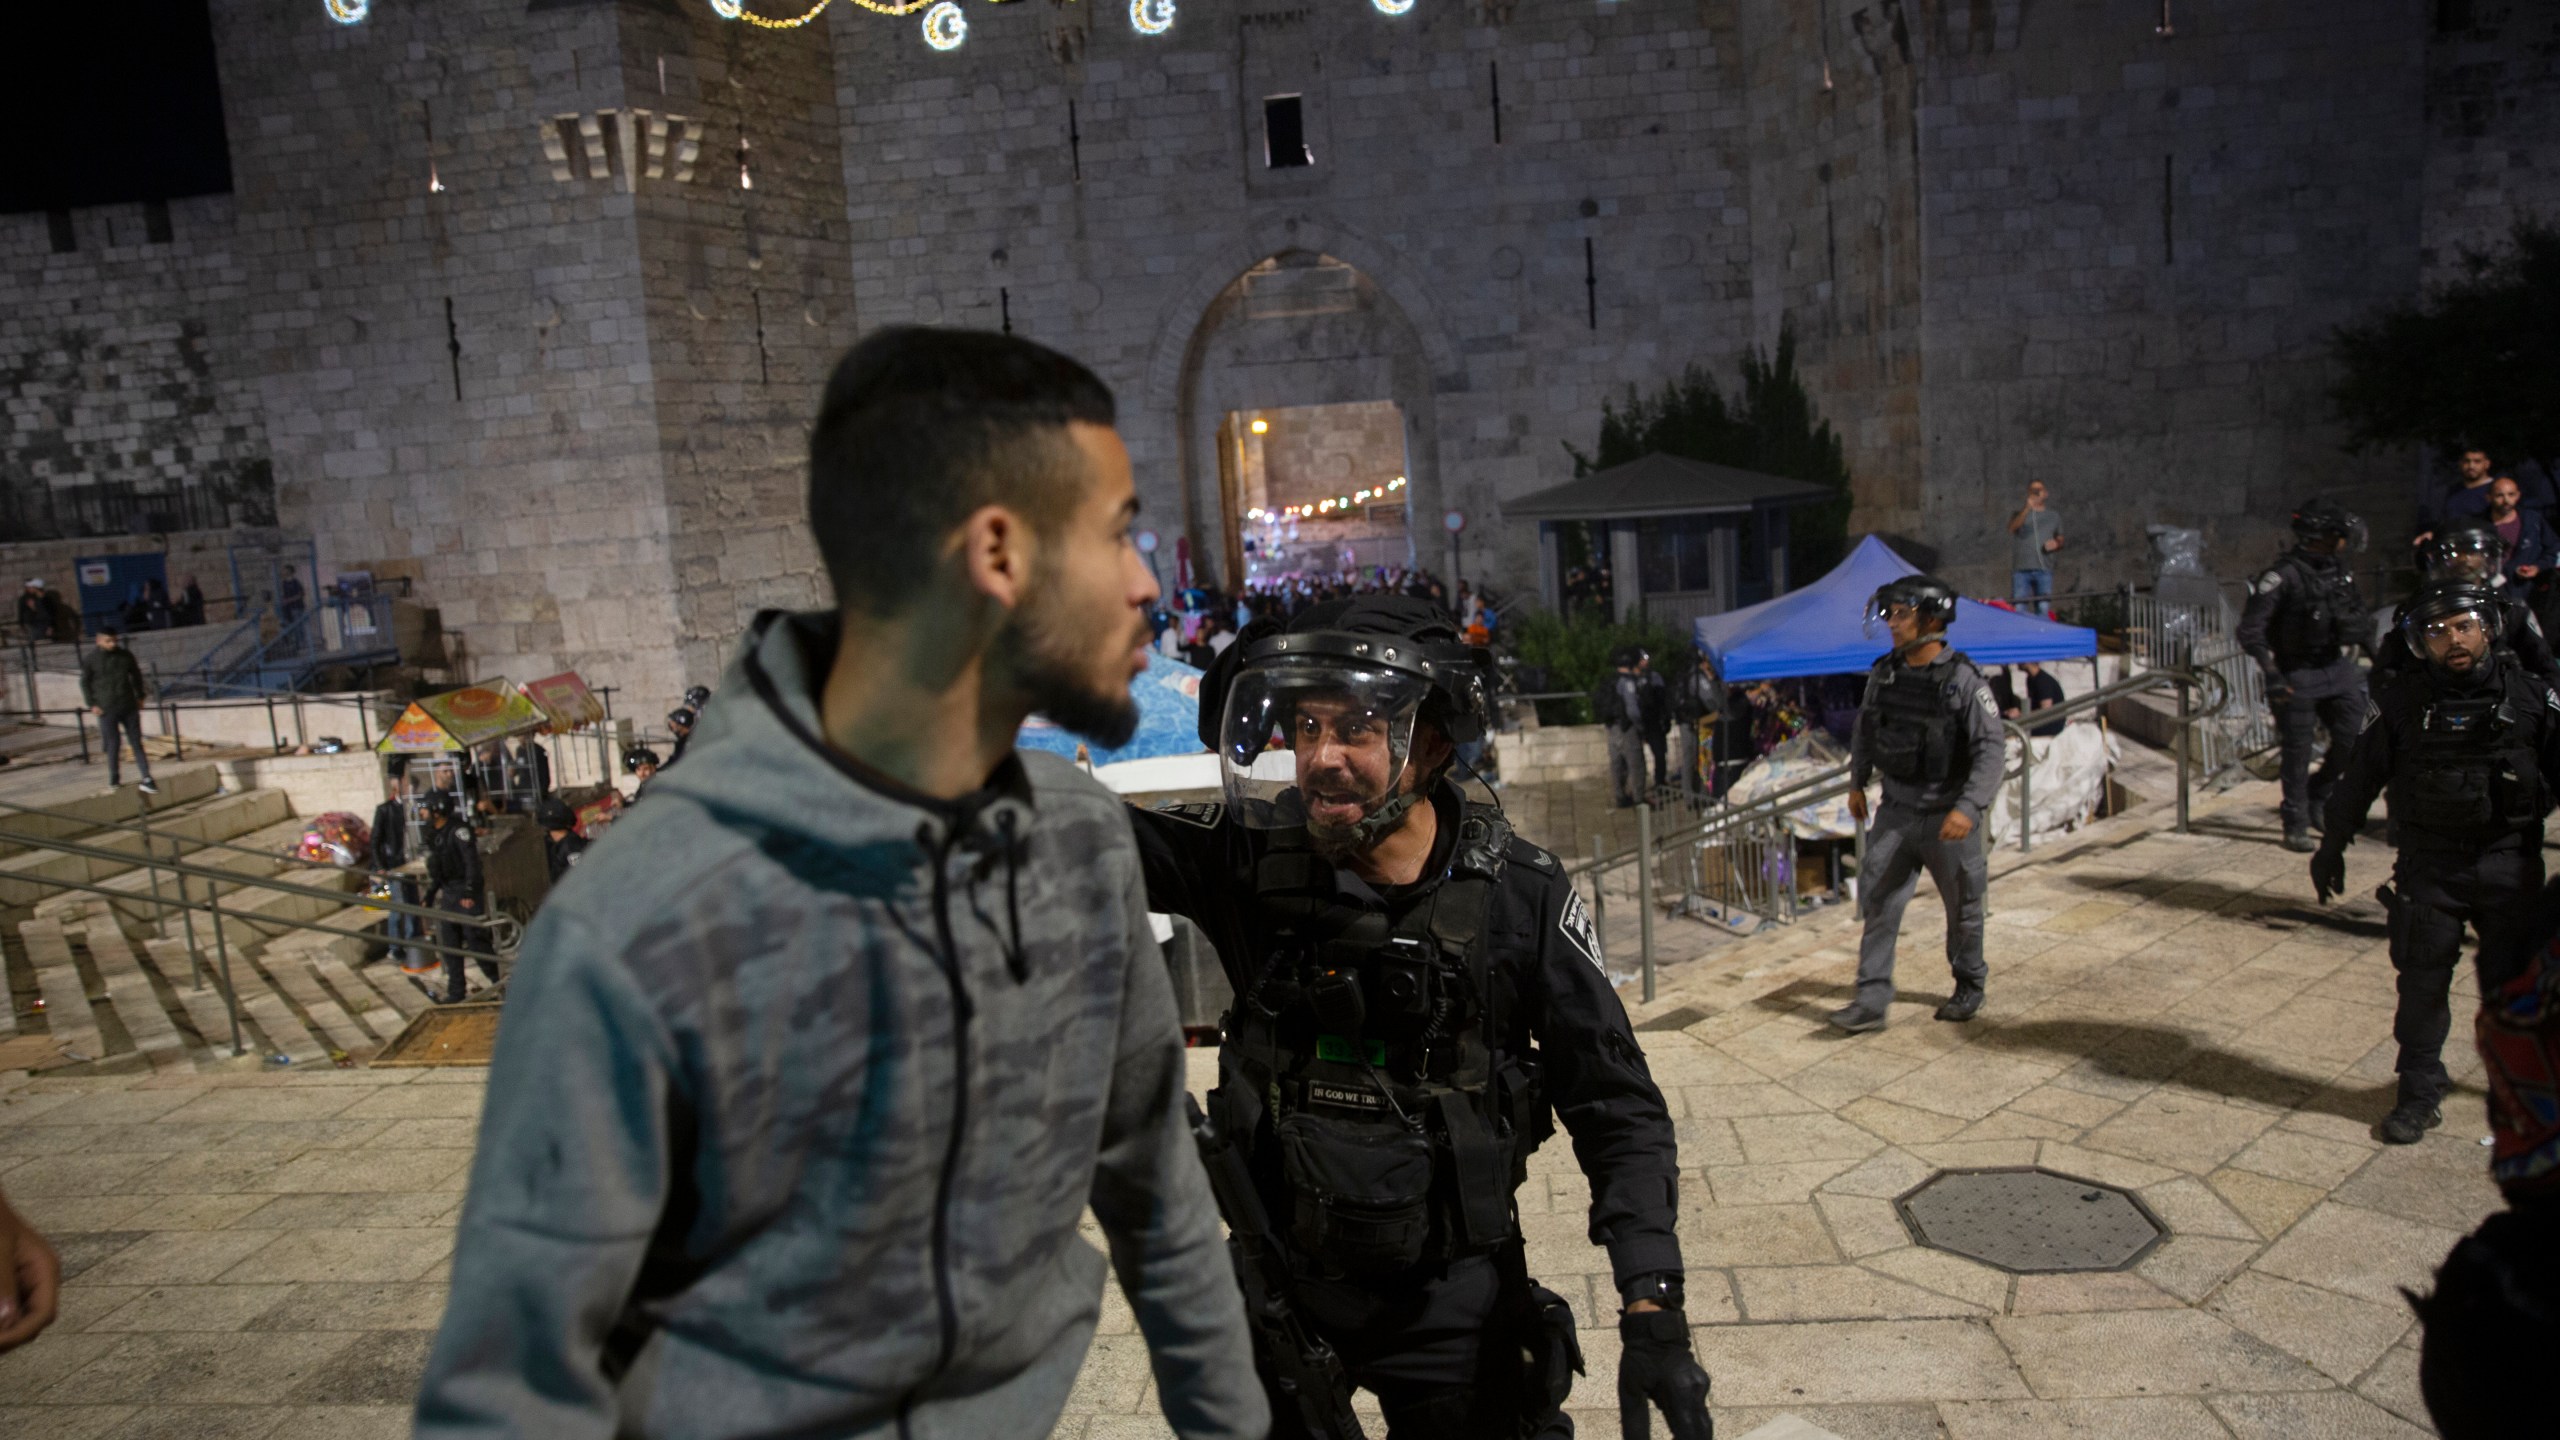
[2055,870,2392,940]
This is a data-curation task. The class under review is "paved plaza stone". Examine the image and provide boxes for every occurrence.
[0,776,2485,1437]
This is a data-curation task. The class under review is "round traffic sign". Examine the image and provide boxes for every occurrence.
[1442,509,1467,534]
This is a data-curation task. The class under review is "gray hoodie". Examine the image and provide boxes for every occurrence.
[415,611,1266,1440]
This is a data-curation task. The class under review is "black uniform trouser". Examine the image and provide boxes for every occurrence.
[2386,842,2543,1105]
[1265,1252,1565,1440]
[434,885,497,1001]
[2277,683,2365,829]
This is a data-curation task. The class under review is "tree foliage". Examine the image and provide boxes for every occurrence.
[1507,607,1687,725]
[2331,218,2560,477]
[1566,324,1855,583]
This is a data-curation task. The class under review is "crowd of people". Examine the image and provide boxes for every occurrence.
[1156,566,1499,669]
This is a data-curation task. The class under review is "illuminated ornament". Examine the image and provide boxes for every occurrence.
[1249,417,1269,434]
[1131,0,1175,35]
[324,0,368,23]
[922,0,967,49]
[711,0,936,28]
[1372,0,1414,13]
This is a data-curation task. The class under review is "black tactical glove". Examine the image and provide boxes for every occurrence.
[2309,845,2346,904]
[1617,1308,1712,1440]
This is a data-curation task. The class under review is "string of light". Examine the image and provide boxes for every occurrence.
[712,0,935,24]
[1251,477,1408,522]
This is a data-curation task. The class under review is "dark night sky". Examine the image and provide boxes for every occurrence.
[1,0,233,214]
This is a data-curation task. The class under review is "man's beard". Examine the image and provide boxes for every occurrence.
[1004,590,1143,750]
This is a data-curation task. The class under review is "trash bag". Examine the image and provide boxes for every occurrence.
[296,811,372,868]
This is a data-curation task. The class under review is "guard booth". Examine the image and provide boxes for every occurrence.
[377,679,554,924]
[1505,452,1840,633]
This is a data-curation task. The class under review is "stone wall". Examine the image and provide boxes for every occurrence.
[0,195,275,542]
[8,0,2560,713]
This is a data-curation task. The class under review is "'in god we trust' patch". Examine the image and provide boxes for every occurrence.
[1560,890,1604,971]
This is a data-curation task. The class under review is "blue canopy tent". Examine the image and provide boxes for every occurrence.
[1016,649,1206,764]
[1694,535,2098,680]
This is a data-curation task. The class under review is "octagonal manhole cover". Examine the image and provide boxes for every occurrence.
[1896,1167,2167,1273]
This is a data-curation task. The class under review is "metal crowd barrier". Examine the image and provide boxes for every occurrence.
[0,795,509,1058]
[1564,666,2222,1000]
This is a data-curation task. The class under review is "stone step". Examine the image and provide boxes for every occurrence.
[300,938,414,1038]
[175,864,365,944]
[80,920,191,1072]
[0,785,284,906]
[254,948,379,1057]
[94,816,335,930]
[19,918,102,1063]
[145,937,258,1058]
[0,765,223,859]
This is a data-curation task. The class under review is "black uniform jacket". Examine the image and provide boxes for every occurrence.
[2323,656,2560,856]
[424,819,484,900]
[1126,783,1686,1288]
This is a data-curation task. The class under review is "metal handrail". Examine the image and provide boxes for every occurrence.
[1998,665,2227,852]
[0,794,406,882]
[0,815,508,1058]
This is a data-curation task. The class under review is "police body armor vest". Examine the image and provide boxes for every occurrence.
[1868,651,1973,785]
[2270,555,2363,671]
[1217,802,1554,1275]
[2386,666,2548,845]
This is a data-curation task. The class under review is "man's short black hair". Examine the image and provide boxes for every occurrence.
[808,326,1117,616]
[2414,1206,2560,1438]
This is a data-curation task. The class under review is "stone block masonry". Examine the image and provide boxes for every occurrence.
[2,0,2556,710]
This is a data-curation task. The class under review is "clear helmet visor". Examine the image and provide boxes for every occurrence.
[2423,535,2506,583]
[2408,605,2496,665]
[1217,660,1429,830]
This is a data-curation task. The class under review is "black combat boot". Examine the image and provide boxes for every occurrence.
[1935,982,1985,1022]
[2281,827,2318,853]
[2378,1092,2443,1145]
[1827,1002,1888,1034]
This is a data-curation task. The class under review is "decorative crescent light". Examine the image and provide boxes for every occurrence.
[922,0,968,49]
[708,0,937,28]
[1373,0,1415,13]
[324,0,369,23]
[1131,0,1175,35]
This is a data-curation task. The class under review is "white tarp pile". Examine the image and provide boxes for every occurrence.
[1727,730,1860,841]
[1983,719,2119,848]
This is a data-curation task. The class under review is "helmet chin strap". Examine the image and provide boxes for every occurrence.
[1312,765,1436,857]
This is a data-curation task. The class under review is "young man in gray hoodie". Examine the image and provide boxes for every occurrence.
[416,328,1267,1439]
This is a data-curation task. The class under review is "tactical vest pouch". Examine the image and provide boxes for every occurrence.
[1434,1092,1516,1250]
[1276,1110,1433,1273]
[1870,670,1955,783]
[1522,1282,1584,1416]
[2401,698,2509,837]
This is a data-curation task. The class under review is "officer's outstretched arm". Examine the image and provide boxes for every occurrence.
[1528,878,1684,1289]
[2322,702,2393,852]
[1121,803,1229,926]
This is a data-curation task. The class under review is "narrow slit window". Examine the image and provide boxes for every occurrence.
[1264,95,1311,169]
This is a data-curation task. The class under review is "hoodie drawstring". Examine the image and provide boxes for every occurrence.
[996,811,1028,985]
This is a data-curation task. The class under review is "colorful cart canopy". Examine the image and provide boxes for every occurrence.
[523,671,606,733]
[377,679,548,754]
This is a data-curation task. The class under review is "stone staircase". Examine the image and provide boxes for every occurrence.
[0,764,430,1073]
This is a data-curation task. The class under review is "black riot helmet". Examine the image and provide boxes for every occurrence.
[1864,575,1959,641]
[667,705,697,734]
[1203,595,1493,839]
[2398,580,2504,678]
[2291,497,2370,554]
[416,787,459,824]
[623,745,662,774]
[536,798,576,832]
[682,685,711,710]
[2420,524,2509,585]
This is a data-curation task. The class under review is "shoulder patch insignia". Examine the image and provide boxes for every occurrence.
[1974,685,2000,719]
[2546,687,2558,714]
[1509,840,1558,872]
[1153,801,1224,828]
[2252,570,2286,596]
[1559,890,1604,972]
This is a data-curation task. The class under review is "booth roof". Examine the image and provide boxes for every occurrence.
[1692,534,2099,681]
[1502,452,1839,522]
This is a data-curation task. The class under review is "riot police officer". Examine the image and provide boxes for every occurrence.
[2237,498,2373,853]
[622,745,662,802]
[421,789,497,1004]
[1835,575,2006,1034]
[1129,595,1712,1440]
[2374,524,2560,685]
[536,798,587,884]
[2311,581,2560,1144]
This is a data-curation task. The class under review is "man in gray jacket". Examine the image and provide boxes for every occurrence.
[415,328,1266,1439]
[1836,575,2006,1034]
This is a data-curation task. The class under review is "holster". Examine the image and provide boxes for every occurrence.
[1496,1241,1582,1430]
[2377,881,2405,966]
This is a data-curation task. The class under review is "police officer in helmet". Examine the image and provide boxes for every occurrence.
[2311,581,2560,1144]
[2375,525,2560,685]
[537,798,587,884]
[1836,576,2006,1034]
[420,788,498,1004]
[1129,594,1712,1439]
[2238,498,2373,853]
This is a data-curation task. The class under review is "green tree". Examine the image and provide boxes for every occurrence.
[1566,324,1855,585]
[1507,608,1687,725]
[2331,217,2560,478]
